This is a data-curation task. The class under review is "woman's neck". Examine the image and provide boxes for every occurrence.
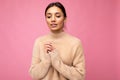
[51,29,64,34]
[49,29,65,39]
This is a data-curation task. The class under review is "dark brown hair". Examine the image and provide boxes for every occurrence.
[45,2,67,18]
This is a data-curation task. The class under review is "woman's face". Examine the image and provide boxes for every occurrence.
[45,6,66,32]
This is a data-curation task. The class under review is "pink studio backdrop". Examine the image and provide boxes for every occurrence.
[0,0,119,80]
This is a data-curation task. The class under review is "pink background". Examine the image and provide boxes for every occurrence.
[0,0,119,80]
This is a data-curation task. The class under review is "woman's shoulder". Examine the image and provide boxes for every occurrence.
[65,33,82,45]
[67,33,81,42]
[34,34,49,43]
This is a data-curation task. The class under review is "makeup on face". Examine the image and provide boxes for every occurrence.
[46,6,65,32]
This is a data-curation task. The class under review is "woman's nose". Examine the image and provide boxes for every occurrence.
[51,16,56,22]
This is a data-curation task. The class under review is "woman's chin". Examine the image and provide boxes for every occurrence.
[50,28,62,33]
[50,28,59,31]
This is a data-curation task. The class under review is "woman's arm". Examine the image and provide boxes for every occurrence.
[29,39,51,80]
[50,41,85,80]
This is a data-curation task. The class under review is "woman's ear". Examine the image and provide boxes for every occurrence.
[64,17,67,23]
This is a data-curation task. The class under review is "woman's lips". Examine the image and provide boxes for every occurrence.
[51,24,57,28]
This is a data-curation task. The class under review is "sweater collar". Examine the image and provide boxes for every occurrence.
[49,30,66,39]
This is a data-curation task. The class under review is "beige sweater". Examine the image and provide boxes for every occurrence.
[29,31,85,80]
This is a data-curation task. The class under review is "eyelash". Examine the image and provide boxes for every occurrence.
[47,16,51,18]
[47,15,61,18]
[56,16,61,18]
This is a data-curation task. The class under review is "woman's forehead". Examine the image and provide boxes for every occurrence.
[46,6,63,14]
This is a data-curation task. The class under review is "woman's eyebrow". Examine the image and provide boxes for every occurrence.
[46,12,61,16]
[46,13,51,15]
[55,12,61,15]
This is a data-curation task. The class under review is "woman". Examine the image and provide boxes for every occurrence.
[29,2,85,80]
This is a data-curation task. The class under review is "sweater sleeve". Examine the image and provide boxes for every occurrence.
[29,39,51,80]
[50,40,85,80]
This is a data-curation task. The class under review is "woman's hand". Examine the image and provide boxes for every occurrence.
[44,42,54,54]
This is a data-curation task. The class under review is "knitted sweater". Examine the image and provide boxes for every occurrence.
[29,31,85,80]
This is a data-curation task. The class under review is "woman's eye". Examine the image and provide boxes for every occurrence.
[56,16,61,18]
[47,16,51,18]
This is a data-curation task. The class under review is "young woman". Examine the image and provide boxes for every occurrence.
[29,2,85,80]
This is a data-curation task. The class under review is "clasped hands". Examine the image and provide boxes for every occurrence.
[44,42,55,54]
[42,42,59,65]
